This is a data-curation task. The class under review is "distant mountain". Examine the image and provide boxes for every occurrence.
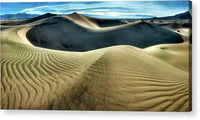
[153,11,191,20]
[0,13,39,20]
[134,15,155,19]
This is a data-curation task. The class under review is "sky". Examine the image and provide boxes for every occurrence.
[0,1,190,19]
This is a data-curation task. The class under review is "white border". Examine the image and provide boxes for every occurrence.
[0,0,199,120]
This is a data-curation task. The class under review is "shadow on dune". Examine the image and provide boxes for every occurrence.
[26,16,184,52]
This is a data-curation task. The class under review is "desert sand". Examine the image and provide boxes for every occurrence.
[1,13,191,111]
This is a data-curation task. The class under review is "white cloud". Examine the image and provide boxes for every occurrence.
[16,1,189,18]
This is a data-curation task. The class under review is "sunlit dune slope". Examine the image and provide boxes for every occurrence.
[66,12,99,28]
[144,28,191,72]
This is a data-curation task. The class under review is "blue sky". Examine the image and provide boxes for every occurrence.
[0,1,190,19]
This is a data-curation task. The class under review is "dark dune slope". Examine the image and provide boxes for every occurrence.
[26,16,184,51]
[91,18,125,27]
[84,15,125,27]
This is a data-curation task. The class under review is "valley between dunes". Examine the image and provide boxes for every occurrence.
[1,13,191,111]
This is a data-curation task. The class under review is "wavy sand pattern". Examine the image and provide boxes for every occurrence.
[1,13,191,111]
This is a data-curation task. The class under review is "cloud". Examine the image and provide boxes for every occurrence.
[5,1,189,19]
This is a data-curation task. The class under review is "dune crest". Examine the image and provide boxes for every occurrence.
[66,12,99,28]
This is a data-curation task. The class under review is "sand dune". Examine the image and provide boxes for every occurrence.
[1,13,57,25]
[66,12,99,28]
[1,13,191,111]
[144,28,191,72]
[67,12,125,27]
[26,15,184,51]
